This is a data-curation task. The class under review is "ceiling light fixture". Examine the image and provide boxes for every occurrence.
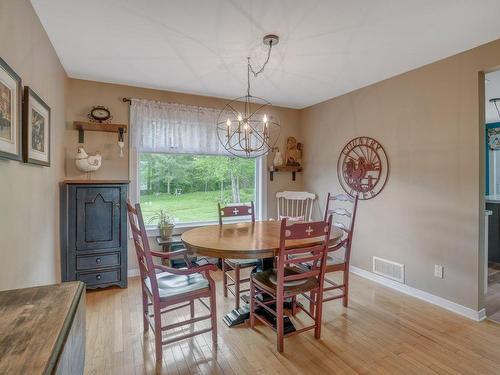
[491,98,500,119]
[216,34,280,158]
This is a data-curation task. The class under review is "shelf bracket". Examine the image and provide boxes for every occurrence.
[78,129,84,143]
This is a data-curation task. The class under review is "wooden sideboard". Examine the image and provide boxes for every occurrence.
[0,282,86,374]
[61,180,129,289]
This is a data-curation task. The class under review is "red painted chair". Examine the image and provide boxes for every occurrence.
[218,201,259,310]
[127,201,217,362]
[320,193,359,308]
[249,216,332,352]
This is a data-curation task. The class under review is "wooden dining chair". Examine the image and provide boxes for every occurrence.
[218,201,260,310]
[320,193,359,308]
[127,201,218,362]
[276,191,316,221]
[249,216,332,353]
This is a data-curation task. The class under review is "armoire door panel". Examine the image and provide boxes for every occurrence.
[75,187,121,251]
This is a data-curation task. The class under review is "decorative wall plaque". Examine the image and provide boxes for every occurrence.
[337,136,389,200]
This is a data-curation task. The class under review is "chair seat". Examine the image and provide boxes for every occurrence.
[326,254,346,266]
[145,272,209,302]
[225,258,260,268]
[300,254,346,269]
[252,267,318,295]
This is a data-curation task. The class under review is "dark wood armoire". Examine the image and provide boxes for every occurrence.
[60,180,129,289]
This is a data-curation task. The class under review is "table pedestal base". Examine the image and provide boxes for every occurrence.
[223,305,250,327]
[223,293,296,333]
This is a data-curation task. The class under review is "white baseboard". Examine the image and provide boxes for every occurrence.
[350,266,486,322]
[128,268,140,277]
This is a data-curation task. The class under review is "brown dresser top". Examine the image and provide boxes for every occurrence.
[63,179,130,184]
[0,282,85,374]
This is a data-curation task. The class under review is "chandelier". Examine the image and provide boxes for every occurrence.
[217,34,280,158]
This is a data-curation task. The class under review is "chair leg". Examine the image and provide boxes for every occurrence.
[153,305,163,362]
[277,295,284,353]
[210,288,218,345]
[343,268,349,307]
[142,290,149,332]
[190,300,195,318]
[314,290,323,340]
[234,264,241,310]
[222,261,228,298]
[249,278,255,328]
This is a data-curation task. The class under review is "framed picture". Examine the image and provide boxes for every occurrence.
[23,87,50,166]
[0,57,22,161]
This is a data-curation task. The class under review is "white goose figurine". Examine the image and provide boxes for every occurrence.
[75,146,102,172]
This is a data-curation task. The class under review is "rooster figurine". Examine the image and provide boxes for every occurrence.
[75,146,102,173]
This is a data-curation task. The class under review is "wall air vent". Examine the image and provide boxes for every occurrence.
[373,256,405,283]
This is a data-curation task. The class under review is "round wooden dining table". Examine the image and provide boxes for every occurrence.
[181,221,343,327]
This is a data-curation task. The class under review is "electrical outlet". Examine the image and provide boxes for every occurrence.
[434,265,444,278]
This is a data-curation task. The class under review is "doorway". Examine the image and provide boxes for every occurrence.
[484,69,500,322]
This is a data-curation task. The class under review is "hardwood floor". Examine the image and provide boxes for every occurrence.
[85,271,500,375]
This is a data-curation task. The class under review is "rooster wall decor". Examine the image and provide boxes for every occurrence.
[337,136,388,200]
[75,146,102,173]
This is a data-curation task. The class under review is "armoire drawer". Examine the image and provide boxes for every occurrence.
[78,269,121,287]
[77,253,120,270]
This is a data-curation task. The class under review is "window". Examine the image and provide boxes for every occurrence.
[139,153,258,225]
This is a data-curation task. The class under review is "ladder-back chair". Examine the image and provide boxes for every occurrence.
[276,191,316,221]
[127,201,217,362]
[320,193,358,308]
[249,216,332,352]
[218,202,259,310]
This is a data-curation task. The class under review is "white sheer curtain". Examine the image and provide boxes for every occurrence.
[130,98,230,156]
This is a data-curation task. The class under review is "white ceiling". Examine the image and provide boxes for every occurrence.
[32,0,500,109]
[486,70,500,123]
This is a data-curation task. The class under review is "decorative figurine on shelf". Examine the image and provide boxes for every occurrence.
[273,148,283,167]
[87,105,113,123]
[284,136,302,166]
[75,146,102,175]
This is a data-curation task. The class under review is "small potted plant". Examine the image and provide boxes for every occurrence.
[149,209,175,240]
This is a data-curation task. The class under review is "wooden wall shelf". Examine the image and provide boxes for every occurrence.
[73,121,128,143]
[269,166,302,181]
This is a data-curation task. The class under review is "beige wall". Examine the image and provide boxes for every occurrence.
[300,39,500,310]
[66,79,303,270]
[0,0,67,290]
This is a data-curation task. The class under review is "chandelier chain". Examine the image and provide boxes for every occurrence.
[247,41,274,97]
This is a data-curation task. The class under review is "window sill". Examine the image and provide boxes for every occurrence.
[144,218,252,238]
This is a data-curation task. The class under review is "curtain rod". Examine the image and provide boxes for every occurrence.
[122,97,131,104]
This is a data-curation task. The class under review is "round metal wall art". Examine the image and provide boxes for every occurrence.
[337,136,389,200]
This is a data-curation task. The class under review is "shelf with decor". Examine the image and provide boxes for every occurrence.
[269,165,302,181]
[73,121,128,143]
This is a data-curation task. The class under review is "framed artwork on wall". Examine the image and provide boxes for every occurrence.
[23,87,51,166]
[0,57,22,161]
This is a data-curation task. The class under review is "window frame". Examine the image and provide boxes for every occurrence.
[130,149,265,235]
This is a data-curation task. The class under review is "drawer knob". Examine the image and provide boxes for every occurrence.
[96,257,102,264]
[96,274,102,281]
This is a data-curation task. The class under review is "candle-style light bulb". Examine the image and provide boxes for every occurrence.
[237,114,243,122]
[263,114,268,123]
[226,119,231,126]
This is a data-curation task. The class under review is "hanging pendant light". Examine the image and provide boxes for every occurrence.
[217,35,280,158]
